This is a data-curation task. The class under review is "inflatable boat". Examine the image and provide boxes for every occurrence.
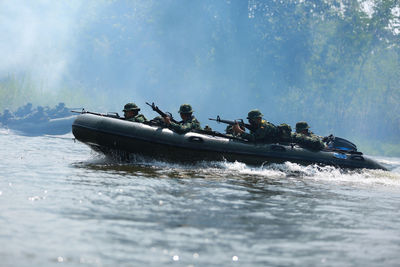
[72,113,387,170]
[4,116,76,136]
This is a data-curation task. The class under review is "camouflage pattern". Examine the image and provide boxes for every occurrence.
[247,109,263,120]
[295,121,310,133]
[277,123,292,143]
[292,131,325,150]
[123,103,140,112]
[292,121,325,150]
[178,104,193,114]
[126,114,147,123]
[169,116,201,134]
[149,116,166,126]
[241,119,278,143]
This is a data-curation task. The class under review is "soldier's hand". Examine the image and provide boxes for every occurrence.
[163,116,171,125]
[232,123,244,135]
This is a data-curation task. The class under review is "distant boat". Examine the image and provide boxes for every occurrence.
[72,113,387,170]
[3,116,76,136]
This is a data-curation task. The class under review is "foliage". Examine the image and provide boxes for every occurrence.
[0,0,399,155]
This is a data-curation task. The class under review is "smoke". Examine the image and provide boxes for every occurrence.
[0,0,399,145]
[0,0,87,88]
[63,0,263,128]
[0,1,285,127]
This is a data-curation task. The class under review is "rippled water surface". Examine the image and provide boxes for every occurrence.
[1,130,400,266]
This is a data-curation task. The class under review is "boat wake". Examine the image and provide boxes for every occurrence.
[219,160,400,188]
[81,152,400,189]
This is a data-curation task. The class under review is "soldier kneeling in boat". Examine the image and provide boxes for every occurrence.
[292,121,325,150]
[232,109,278,143]
[163,104,201,134]
[123,103,147,123]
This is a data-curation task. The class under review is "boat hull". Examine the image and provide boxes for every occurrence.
[72,114,387,170]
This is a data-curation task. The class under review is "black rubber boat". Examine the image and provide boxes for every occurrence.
[72,113,387,170]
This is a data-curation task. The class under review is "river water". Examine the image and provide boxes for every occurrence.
[1,129,400,267]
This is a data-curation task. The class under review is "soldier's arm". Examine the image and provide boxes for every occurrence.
[138,114,148,122]
[240,126,266,142]
[130,114,146,123]
[169,121,195,134]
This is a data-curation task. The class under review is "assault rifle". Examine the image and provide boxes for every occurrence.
[209,115,253,131]
[71,109,121,119]
[146,102,178,123]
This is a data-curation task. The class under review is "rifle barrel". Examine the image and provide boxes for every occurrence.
[209,116,252,131]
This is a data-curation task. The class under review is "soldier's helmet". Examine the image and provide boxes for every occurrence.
[178,104,193,114]
[247,109,263,120]
[123,103,140,112]
[295,121,310,133]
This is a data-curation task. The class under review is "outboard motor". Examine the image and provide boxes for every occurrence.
[325,135,357,152]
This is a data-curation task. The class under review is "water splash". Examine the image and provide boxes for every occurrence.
[82,151,400,189]
[219,160,400,188]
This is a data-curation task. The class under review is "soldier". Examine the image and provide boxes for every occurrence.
[232,109,278,143]
[276,123,293,143]
[123,103,147,123]
[24,106,49,122]
[0,109,15,124]
[15,103,33,117]
[292,121,325,150]
[163,104,201,134]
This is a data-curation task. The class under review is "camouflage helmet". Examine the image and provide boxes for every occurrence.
[123,103,140,112]
[247,109,263,120]
[178,104,193,114]
[295,121,310,133]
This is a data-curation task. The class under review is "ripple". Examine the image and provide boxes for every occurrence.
[1,132,400,266]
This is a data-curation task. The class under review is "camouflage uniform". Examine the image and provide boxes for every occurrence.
[123,103,147,123]
[126,114,147,123]
[149,116,167,126]
[168,104,201,134]
[292,121,325,150]
[240,110,278,143]
[276,123,293,143]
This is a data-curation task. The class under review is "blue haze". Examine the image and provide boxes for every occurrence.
[1,0,399,143]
